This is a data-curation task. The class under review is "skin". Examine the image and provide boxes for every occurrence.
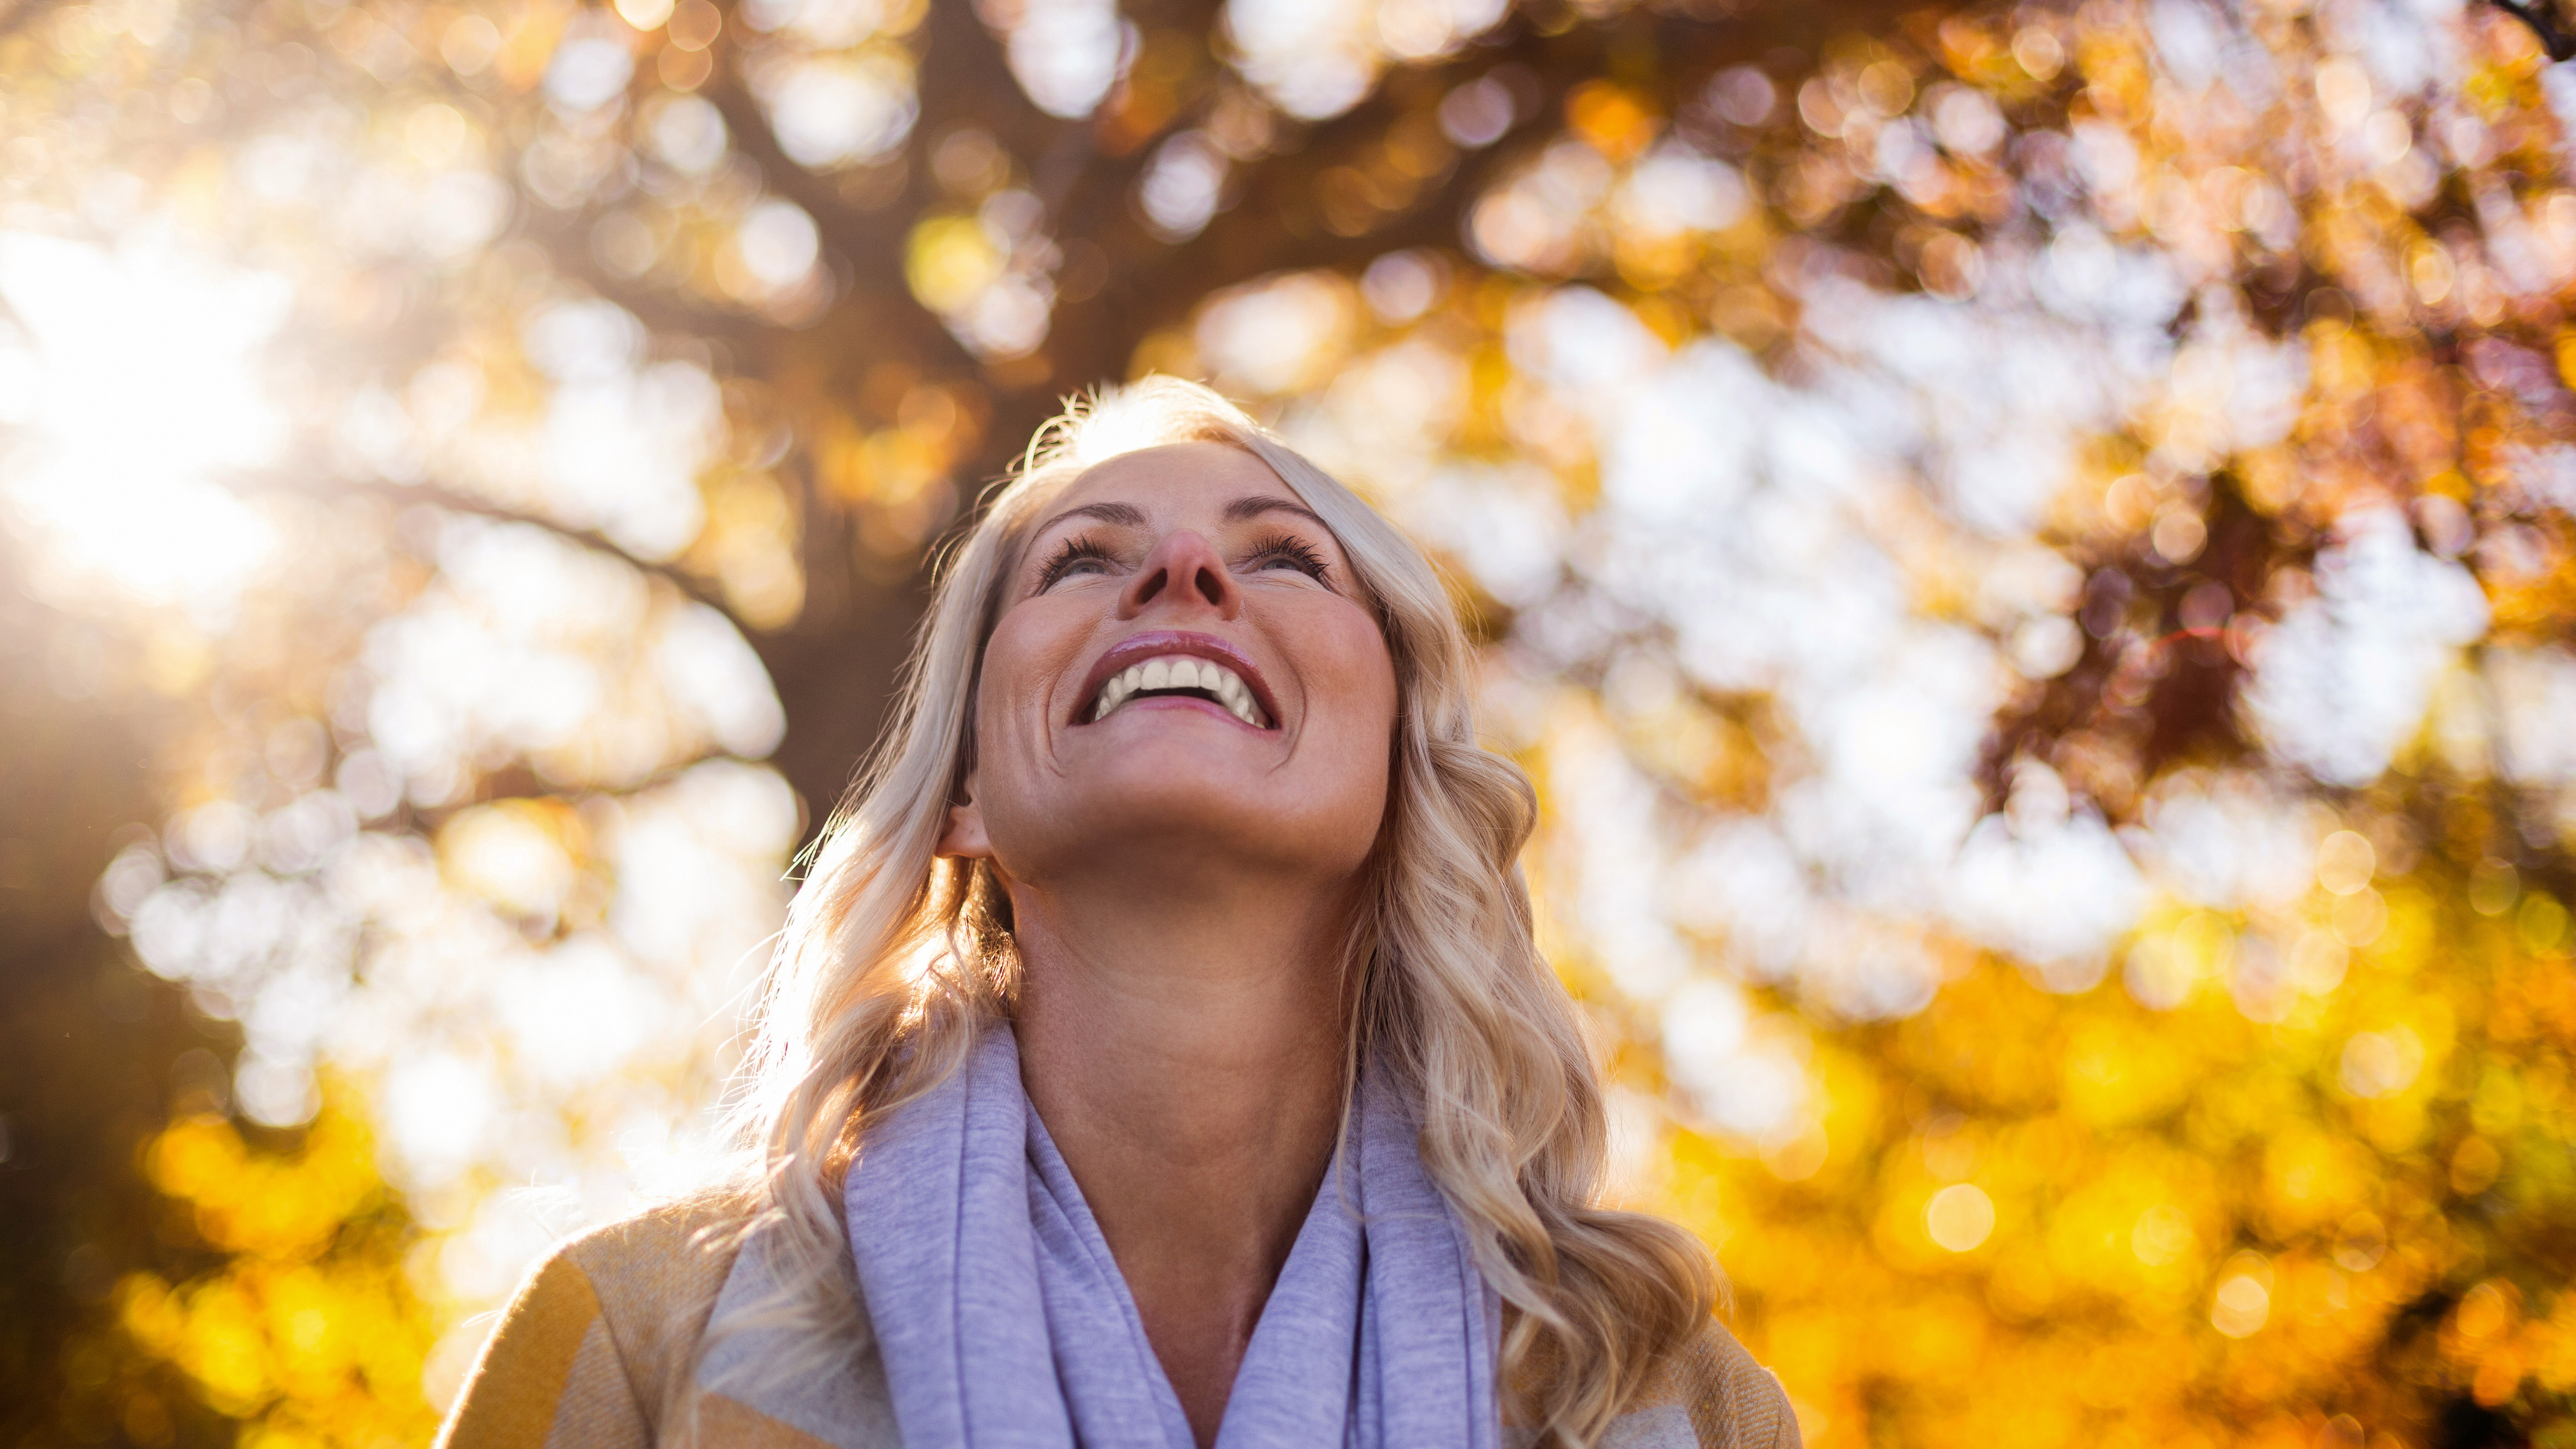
[937,441,1400,1446]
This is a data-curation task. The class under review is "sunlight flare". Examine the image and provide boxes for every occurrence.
[0,233,291,615]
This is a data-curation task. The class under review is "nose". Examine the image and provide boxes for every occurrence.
[1116,529,1241,621]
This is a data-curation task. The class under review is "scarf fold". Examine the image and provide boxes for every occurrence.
[843,1023,1502,1449]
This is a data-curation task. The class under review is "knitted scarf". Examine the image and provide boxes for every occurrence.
[843,1022,1502,1449]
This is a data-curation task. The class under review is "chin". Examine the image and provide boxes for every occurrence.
[1011,763,1381,890]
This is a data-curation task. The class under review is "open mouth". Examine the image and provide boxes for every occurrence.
[1089,654,1271,728]
[1076,633,1279,730]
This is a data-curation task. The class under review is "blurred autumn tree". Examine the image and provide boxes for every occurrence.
[5,0,2576,1444]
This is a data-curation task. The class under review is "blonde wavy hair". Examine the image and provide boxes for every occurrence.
[713,376,1712,1446]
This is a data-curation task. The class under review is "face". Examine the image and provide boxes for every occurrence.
[940,441,1400,897]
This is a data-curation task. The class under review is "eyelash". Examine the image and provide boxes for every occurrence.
[1246,533,1330,580]
[1033,531,1332,590]
[1036,537,1117,591]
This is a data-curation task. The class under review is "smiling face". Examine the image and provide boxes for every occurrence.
[940,441,1400,900]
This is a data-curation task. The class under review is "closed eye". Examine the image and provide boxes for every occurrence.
[1243,532,1330,582]
[1036,536,1119,591]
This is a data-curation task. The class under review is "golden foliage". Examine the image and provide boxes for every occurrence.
[119,1109,441,1448]
[1665,861,2576,1446]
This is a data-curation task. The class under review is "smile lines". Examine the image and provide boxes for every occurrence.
[1089,655,1270,728]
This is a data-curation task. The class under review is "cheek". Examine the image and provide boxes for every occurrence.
[963,611,1082,822]
[979,603,1089,733]
[1296,605,1401,768]
[1307,619,1398,870]
[1324,610,1399,723]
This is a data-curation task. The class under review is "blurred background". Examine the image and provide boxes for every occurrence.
[4,0,2576,1442]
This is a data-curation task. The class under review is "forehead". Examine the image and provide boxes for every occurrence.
[1047,440,1293,516]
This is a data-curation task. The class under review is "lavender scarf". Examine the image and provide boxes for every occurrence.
[842,1024,1503,1449]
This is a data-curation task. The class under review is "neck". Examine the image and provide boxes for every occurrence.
[1006,864,1357,1446]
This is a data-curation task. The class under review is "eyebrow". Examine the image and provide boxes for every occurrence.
[1032,501,1148,536]
[1030,495,1329,537]
[1224,495,1330,528]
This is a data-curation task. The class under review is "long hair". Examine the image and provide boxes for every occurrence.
[706,376,1713,1445]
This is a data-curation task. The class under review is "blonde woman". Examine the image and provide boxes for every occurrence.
[439,379,1797,1449]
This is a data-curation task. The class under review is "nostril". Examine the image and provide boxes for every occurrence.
[1193,566,1224,604]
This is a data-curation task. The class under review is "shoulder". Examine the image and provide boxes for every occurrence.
[437,1196,755,1449]
[1509,1318,1801,1449]
[559,1193,751,1358]
[1646,1319,1801,1449]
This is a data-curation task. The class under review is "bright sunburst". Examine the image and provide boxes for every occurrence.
[0,232,292,617]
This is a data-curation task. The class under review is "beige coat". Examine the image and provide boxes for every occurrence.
[437,1201,1802,1449]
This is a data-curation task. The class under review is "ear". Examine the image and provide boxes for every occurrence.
[934,777,992,860]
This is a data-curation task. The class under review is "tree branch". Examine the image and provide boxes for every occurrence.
[1033,27,1552,397]
[516,212,776,344]
[692,72,990,379]
[225,465,941,834]
[222,464,754,636]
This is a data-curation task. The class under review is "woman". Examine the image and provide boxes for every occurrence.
[439,379,1797,1449]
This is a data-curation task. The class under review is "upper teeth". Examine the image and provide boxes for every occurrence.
[1090,655,1269,728]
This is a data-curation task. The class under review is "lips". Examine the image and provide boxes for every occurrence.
[1073,631,1280,730]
